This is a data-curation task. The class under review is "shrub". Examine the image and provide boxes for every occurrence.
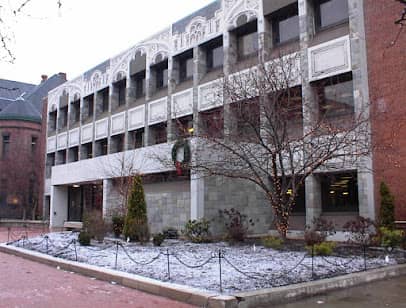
[112,215,125,238]
[218,208,254,242]
[380,227,404,249]
[262,236,284,250]
[123,176,150,242]
[183,219,211,243]
[379,182,395,230]
[307,241,336,256]
[83,210,107,242]
[152,233,165,246]
[78,231,91,246]
[343,216,377,246]
[304,217,336,246]
[163,227,179,239]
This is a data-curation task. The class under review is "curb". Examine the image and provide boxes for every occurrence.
[1,243,406,308]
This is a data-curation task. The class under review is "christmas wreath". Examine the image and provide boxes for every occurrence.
[171,139,191,175]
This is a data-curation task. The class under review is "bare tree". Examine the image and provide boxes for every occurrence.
[179,54,371,238]
[0,0,62,62]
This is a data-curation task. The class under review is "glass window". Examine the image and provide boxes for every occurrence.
[316,0,349,29]
[134,71,146,98]
[321,172,359,212]
[238,31,259,58]
[31,136,38,155]
[155,61,168,89]
[117,80,126,106]
[84,95,94,118]
[101,88,109,112]
[315,73,354,125]
[71,100,80,123]
[2,134,10,159]
[207,43,224,70]
[272,4,299,44]
[179,56,194,82]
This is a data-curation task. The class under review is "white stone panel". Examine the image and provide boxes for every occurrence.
[308,35,351,81]
[47,136,57,153]
[81,123,93,144]
[171,89,193,118]
[148,98,168,125]
[95,118,109,140]
[51,143,175,186]
[111,112,126,136]
[198,79,223,111]
[57,132,68,151]
[128,105,145,131]
[68,128,80,147]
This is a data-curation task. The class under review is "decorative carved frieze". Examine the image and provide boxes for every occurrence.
[81,123,93,144]
[308,36,351,81]
[148,98,168,125]
[47,136,57,153]
[171,89,193,118]
[95,118,109,140]
[57,132,68,151]
[198,79,223,111]
[111,112,126,136]
[128,105,146,131]
[68,128,80,147]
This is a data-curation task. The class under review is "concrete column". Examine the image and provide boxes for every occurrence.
[305,175,322,226]
[194,46,206,136]
[348,0,375,219]
[190,171,205,220]
[102,179,112,220]
[144,65,152,146]
[223,30,237,136]
[299,0,322,226]
[167,56,175,142]
[50,185,68,228]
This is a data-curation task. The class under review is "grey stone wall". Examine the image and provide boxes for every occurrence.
[203,176,273,235]
[144,180,191,234]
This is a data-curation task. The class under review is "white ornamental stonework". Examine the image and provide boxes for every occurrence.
[95,118,109,140]
[47,136,57,153]
[308,35,351,81]
[68,128,80,147]
[198,79,223,111]
[128,105,146,131]
[57,132,68,151]
[111,112,126,136]
[171,89,193,118]
[81,123,93,144]
[148,98,168,125]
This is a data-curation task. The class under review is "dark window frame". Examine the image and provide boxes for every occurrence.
[134,71,146,99]
[235,20,259,60]
[178,50,194,83]
[204,37,224,71]
[2,133,10,159]
[315,0,349,31]
[153,60,169,90]
[271,3,299,45]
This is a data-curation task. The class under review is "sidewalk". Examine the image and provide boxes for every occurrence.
[0,228,195,308]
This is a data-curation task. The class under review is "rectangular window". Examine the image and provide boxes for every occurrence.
[116,80,126,106]
[110,134,124,154]
[46,153,55,178]
[60,106,68,128]
[205,38,224,70]
[179,52,194,82]
[101,88,109,112]
[134,71,146,99]
[2,134,10,159]
[199,107,224,139]
[49,110,57,131]
[154,61,168,90]
[272,3,299,45]
[236,21,259,59]
[82,142,93,160]
[71,100,80,123]
[316,73,354,126]
[31,136,38,155]
[84,95,94,118]
[315,0,349,30]
[321,172,359,212]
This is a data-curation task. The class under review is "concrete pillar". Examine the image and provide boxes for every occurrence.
[167,56,175,142]
[50,185,68,228]
[144,65,152,146]
[223,30,237,136]
[102,179,112,220]
[194,46,206,136]
[348,0,375,219]
[305,175,322,226]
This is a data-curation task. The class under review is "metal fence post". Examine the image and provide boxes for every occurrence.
[73,239,78,261]
[166,248,171,280]
[311,245,315,279]
[218,249,223,293]
[45,235,49,254]
[115,241,119,269]
[363,245,367,271]
[7,227,10,242]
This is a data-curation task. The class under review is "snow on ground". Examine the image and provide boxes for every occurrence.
[10,232,402,294]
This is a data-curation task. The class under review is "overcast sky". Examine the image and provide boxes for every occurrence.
[0,0,214,85]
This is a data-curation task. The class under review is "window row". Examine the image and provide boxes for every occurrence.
[1,133,39,160]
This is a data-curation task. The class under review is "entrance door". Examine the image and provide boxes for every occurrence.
[68,186,83,221]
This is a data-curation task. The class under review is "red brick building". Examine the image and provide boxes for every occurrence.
[0,74,66,220]
[365,0,406,221]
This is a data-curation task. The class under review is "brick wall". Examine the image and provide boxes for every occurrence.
[365,0,406,220]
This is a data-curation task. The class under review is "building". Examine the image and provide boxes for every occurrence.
[0,74,66,220]
[45,0,405,234]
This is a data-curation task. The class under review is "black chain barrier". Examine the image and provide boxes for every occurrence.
[7,233,406,293]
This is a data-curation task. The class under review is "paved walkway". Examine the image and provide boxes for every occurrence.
[0,228,194,308]
[275,275,406,308]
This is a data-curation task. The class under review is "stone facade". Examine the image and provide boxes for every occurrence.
[44,0,400,235]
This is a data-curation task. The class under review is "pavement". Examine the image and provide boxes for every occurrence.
[0,227,195,308]
[274,275,406,308]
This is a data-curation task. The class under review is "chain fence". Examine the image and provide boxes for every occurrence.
[4,231,406,293]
